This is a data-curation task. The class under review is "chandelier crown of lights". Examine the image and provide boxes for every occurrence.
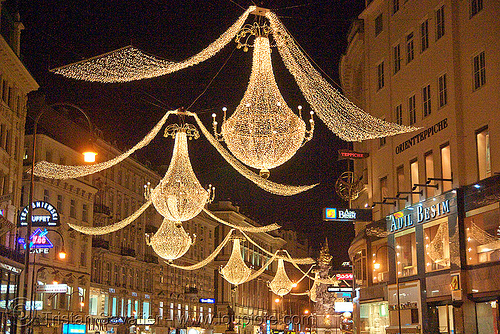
[151,123,212,222]
[220,237,252,285]
[146,219,195,261]
[235,22,272,52]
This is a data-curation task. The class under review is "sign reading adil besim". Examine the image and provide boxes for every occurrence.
[18,201,59,227]
[323,207,372,222]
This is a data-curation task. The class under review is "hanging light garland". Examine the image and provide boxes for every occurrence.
[266,11,418,141]
[51,7,256,83]
[150,123,214,222]
[220,237,252,285]
[214,34,314,178]
[269,258,294,296]
[145,219,195,261]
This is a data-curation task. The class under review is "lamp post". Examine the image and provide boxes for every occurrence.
[372,244,401,334]
[22,102,96,334]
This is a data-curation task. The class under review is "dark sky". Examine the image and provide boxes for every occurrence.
[17,0,365,266]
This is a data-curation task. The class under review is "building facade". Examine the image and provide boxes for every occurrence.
[340,0,500,333]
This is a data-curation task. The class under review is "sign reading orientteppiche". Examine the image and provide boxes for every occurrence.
[323,208,372,222]
[18,201,60,227]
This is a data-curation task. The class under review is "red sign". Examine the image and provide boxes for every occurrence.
[336,273,353,280]
[337,150,369,160]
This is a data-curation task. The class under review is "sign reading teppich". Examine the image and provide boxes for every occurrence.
[337,149,369,160]
[323,207,372,222]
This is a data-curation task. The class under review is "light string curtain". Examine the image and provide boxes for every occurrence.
[51,7,256,83]
[67,198,152,235]
[32,110,174,179]
[167,229,235,270]
[266,12,418,141]
[191,111,317,196]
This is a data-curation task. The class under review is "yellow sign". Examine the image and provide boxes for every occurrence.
[450,274,460,291]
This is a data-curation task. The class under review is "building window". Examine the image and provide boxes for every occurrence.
[406,33,414,63]
[470,0,483,17]
[82,204,88,222]
[372,242,389,284]
[394,44,401,74]
[395,230,417,277]
[424,220,450,272]
[377,62,385,90]
[421,19,429,52]
[380,176,389,216]
[393,0,399,14]
[465,206,500,265]
[425,151,435,198]
[440,144,452,191]
[379,122,387,147]
[423,84,431,117]
[436,6,445,40]
[410,160,419,204]
[70,199,76,218]
[375,14,383,36]
[473,51,486,90]
[56,195,63,213]
[438,74,448,107]
[353,249,367,288]
[43,189,50,203]
[395,104,403,125]
[476,127,491,180]
[408,95,416,125]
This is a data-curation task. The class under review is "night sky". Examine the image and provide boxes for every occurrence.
[17,0,365,266]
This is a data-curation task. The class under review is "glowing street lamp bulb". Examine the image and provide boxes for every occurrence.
[52,281,59,285]
[83,151,97,163]
[275,298,280,303]
[304,310,309,314]
[80,301,85,307]
[374,262,381,270]
[58,251,67,260]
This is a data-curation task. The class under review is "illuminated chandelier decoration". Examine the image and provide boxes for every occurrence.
[269,258,294,296]
[150,123,214,222]
[145,219,195,261]
[213,28,314,178]
[220,237,252,285]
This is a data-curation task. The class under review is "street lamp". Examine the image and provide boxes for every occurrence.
[22,102,96,334]
[372,243,401,334]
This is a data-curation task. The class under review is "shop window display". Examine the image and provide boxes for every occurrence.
[360,302,389,333]
[424,219,450,272]
[372,243,389,283]
[395,230,417,277]
[465,205,500,265]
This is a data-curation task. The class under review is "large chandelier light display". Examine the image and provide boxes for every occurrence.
[214,33,313,177]
[150,123,213,222]
[220,237,252,285]
[145,219,195,261]
[269,258,294,296]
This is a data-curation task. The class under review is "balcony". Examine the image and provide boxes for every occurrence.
[120,247,136,258]
[0,244,24,264]
[92,238,110,250]
[94,203,112,216]
[144,254,158,264]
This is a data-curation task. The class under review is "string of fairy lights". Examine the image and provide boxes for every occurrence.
[51,7,256,83]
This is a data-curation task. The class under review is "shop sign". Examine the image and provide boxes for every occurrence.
[17,228,54,253]
[327,287,352,292]
[450,273,460,291]
[337,149,369,160]
[387,192,456,233]
[62,324,86,334]
[395,118,448,154]
[36,284,68,293]
[336,273,353,280]
[199,298,215,303]
[18,201,60,227]
[323,208,372,222]
[25,300,43,311]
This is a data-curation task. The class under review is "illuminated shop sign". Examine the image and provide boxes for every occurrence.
[327,287,352,292]
[17,228,54,253]
[395,118,448,154]
[337,149,369,160]
[336,273,353,280]
[63,324,86,334]
[199,298,215,303]
[18,201,60,227]
[323,208,372,222]
[387,192,456,233]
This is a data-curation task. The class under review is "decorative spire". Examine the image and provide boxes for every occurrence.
[319,238,333,266]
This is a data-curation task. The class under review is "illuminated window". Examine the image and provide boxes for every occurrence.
[408,95,416,125]
[473,51,486,90]
[410,160,420,203]
[394,44,401,74]
[476,127,491,180]
[436,6,445,40]
[406,32,414,63]
[375,14,383,36]
[423,84,431,117]
[372,242,389,283]
[465,205,500,265]
[424,219,450,272]
[440,144,452,191]
[425,151,435,198]
[421,19,429,52]
[438,74,447,107]
[395,230,417,277]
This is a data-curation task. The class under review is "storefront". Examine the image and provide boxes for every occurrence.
[0,258,23,334]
